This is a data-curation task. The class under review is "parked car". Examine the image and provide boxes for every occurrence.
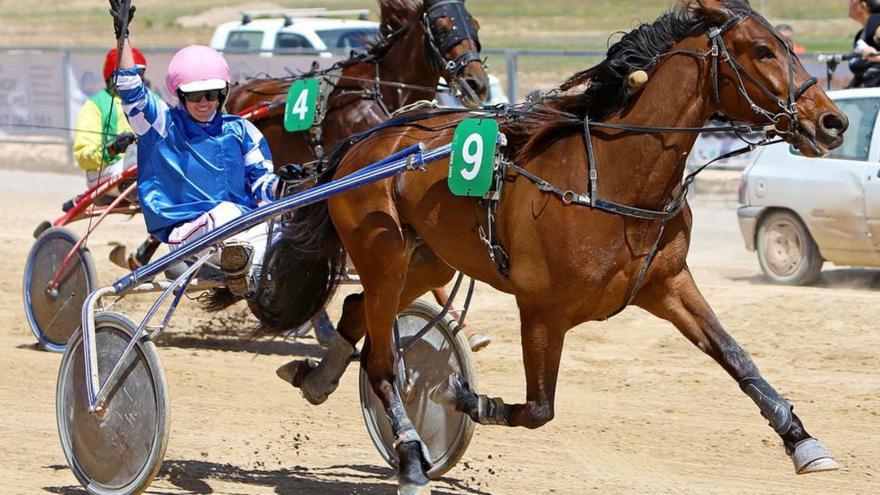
[210,9,379,57]
[737,87,880,285]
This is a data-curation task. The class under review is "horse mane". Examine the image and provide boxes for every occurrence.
[378,0,422,38]
[503,0,753,162]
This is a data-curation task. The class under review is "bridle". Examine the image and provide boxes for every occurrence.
[422,0,485,104]
[704,10,817,136]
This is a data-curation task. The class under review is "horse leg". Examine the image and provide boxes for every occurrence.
[353,233,435,494]
[433,306,566,429]
[277,243,454,410]
[637,268,838,474]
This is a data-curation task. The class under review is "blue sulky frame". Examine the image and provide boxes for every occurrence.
[78,142,452,414]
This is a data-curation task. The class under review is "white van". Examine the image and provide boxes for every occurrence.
[209,9,379,57]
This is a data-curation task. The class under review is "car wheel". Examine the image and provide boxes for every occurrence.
[756,210,823,285]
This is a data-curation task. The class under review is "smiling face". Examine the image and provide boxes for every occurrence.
[184,96,219,122]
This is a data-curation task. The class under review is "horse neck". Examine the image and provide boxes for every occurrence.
[595,34,717,209]
[376,23,440,108]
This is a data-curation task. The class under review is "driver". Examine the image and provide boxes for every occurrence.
[73,46,146,190]
[109,1,280,298]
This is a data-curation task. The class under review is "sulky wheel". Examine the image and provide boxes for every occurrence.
[359,299,476,479]
[56,311,170,495]
[23,226,97,352]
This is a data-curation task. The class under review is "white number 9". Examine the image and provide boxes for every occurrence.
[460,132,483,181]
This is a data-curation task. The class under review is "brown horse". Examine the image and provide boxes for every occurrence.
[220,0,489,334]
[273,0,849,492]
[225,0,488,170]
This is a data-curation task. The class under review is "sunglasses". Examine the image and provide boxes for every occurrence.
[179,88,226,103]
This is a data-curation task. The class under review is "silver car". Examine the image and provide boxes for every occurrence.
[737,88,880,285]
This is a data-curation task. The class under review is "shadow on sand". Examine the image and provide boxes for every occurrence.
[43,459,491,495]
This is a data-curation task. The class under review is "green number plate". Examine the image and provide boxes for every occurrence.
[283,78,319,132]
[448,118,498,197]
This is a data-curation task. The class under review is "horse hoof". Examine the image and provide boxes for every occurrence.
[277,359,328,404]
[276,359,316,387]
[396,441,431,495]
[791,438,839,474]
[397,483,431,495]
[428,373,467,408]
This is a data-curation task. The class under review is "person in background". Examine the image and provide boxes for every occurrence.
[848,0,880,87]
[775,24,807,55]
[72,47,146,190]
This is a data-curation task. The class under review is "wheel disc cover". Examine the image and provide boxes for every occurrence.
[28,236,89,344]
[58,328,161,490]
[360,308,474,477]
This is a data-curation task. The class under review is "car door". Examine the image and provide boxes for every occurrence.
[756,96,879,262]
[815,96,880,260]
[865,164,880,254]
[862,96,880,258]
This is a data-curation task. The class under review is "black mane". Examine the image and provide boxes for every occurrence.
[503,0,755,161]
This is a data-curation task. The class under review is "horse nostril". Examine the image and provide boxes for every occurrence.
[819,112,848,137]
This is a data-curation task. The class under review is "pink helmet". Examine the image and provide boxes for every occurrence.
[165,45,231,95]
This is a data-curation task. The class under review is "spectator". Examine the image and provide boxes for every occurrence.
[775,24,807,55]
[848,0,880,87]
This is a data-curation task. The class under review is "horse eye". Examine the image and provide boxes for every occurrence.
[434,19,452,33]
[756,45,775,59]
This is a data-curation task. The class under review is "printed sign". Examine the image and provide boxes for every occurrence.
[283,78,319,132]
[448,118,498,197]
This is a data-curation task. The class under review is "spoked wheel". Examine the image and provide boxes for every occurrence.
[56,312,170,495]
[23,226,97,352]
[359,300,476,479]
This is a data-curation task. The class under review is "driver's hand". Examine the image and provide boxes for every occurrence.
[109,0,136,39]
[107,131,136,156]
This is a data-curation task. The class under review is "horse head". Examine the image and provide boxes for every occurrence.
[421,0,489,108]
[696,0,847,157]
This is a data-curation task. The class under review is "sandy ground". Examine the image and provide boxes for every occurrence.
[0,169,878,495]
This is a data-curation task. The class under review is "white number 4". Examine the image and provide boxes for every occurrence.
[290,89,310,120]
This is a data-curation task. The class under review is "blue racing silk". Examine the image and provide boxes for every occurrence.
[114,67,279,242]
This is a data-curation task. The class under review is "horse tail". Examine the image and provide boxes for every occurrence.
[251,194,347,334]
[202,287,240,313]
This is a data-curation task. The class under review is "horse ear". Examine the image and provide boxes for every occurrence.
[694,0,734,25]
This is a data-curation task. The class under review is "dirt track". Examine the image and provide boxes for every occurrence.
[1,169,878,495]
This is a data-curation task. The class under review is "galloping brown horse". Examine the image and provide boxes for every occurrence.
[273,0,849,492]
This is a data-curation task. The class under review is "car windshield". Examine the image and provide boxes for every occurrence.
[315,27,378,51]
